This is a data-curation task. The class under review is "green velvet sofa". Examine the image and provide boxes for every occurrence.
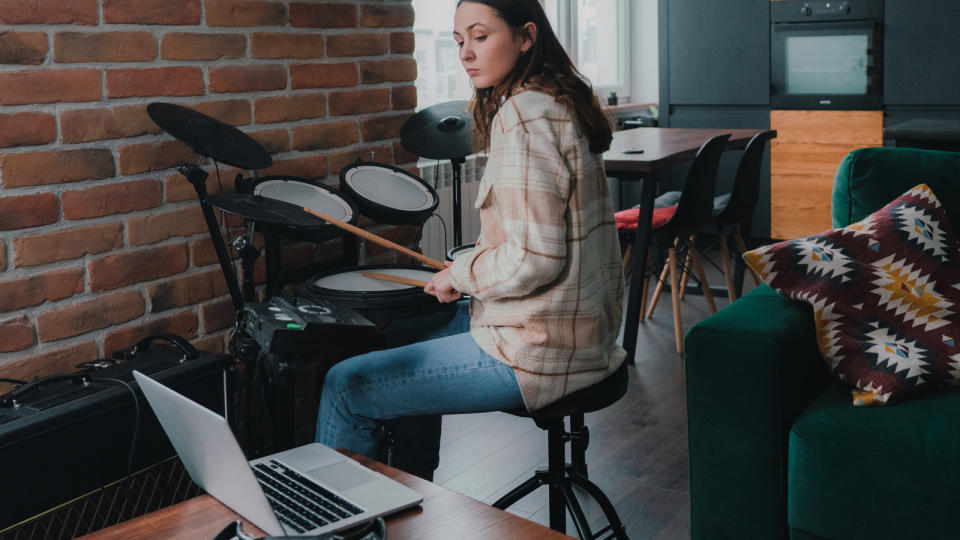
[684,147,960,539]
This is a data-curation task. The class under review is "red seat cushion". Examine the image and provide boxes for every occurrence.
[615,205,677,230]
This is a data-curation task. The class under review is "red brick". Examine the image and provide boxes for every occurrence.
[290,3,356,28]
[62,179,162,220]
[329,89,390,116]
[103,310,199,355]
[0,112,55,147]
[326,33,388,57]
[0,269,84,314]
[210,65,286,94]
[161,33,246,61]
[126,206,206,246]
[0,69,100,105]
[191,335,225,354]
[189,237,220,267]
[206,0,286,27]
[165,168,233,203]
[37,290,145,342]
[0,242,6,271]
[0,0,97,25]
[89,244,188,292]
[54,32,157,63]
[14,223,123,267]
[360,59,417,84]
[147,270,228,313]
[60,104,161,144]
[0,149,115,188]
[0,316,35,353]
[360,4,414,28]
[360,113,410,142]
[200,298,235,333]
[118,140,197,176]
[390,32,415,54]
[0,193,59,231]
[260,155,329,182]
[393,140,419,165]
[392,85,417,110]
[103,0,201,25]
[291,63,358,89]
[189,99,252,126]
[329,145,393,177]
[0,32,48,64]
[251,33,325,59]
[249,128,290,154]
[107,67,204,98]
[292,120,358,152]
[254,94,326,124]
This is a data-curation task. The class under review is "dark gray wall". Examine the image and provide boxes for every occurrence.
[884,0,960,106]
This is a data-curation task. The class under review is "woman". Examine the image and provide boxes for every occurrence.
[316,0,625,480]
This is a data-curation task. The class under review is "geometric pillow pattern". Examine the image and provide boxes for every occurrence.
[744,184,960,406]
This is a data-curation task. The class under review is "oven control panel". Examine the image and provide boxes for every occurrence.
[771,0,882,22]
[800,2,850,17]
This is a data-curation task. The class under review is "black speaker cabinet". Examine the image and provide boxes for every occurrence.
[0,344,233,530]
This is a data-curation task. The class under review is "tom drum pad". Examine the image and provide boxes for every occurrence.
[339,162,439,225]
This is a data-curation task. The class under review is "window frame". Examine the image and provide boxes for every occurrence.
[545,0,631,99]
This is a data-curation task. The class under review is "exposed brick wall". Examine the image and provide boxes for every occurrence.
[0,0,418,388]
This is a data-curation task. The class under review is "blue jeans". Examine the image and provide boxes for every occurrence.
[315,301,525,472]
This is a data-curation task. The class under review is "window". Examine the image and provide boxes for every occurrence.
[544,0,630,95]
[411,0,631,109]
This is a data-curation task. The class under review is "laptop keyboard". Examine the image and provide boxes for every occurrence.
[253,460,365,533]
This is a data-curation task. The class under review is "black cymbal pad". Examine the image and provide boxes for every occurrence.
[147,102,273,171]
[400,100,473,160]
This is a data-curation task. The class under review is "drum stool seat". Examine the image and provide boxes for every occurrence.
[493,360,629,540]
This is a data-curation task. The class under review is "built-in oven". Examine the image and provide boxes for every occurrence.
[770,0,884,109]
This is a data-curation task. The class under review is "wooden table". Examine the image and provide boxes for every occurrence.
[77,452,572,540]
[604,128,776,363]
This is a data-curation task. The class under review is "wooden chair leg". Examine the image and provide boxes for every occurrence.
[688,245,717,313]
[719,234,737,303]
[668,245,683,354]
[639,249,652,322]
[647,250,671,319]
[678,238,693,300]
[733,230,761,285]
[621,243,633,278]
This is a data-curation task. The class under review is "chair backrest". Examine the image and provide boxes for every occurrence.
[659,133,731,237]
[714,130,776,226]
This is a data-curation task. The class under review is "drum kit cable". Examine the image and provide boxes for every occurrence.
[144,101,478,452]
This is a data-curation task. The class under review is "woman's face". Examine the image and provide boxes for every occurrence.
[453,2,533,89]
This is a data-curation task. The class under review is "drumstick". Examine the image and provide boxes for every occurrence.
[361,271,429,288]
[302,208,446,270]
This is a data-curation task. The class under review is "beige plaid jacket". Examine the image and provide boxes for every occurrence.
[449,90,626,411]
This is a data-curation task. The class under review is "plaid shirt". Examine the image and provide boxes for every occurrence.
[449,90,626,410]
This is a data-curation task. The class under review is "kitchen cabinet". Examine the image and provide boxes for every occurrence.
[884,0,960,105]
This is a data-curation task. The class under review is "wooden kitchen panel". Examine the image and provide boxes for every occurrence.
[769,110,883,239]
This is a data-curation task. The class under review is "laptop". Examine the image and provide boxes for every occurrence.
[132,370,422,536]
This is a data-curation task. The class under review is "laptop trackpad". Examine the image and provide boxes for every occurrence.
[308,461,378,492]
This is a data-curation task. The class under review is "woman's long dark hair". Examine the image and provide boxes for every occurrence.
[457,0,613,154]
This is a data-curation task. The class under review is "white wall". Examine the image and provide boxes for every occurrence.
[630,0,659,104]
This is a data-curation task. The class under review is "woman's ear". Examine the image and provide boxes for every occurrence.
[519,22,537,53]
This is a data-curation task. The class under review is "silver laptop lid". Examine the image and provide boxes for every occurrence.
[132,370,286,535]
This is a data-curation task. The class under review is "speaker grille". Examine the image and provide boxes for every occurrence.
[0,456,202,540]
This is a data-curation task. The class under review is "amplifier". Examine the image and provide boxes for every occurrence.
[0,341,233,530]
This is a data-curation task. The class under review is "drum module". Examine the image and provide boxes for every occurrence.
[242,293,374,354]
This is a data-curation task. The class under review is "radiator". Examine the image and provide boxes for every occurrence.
[418,157,485,261]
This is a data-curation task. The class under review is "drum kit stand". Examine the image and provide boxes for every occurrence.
[144,100,474,455]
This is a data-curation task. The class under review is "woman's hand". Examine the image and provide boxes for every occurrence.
[425,264,462,303]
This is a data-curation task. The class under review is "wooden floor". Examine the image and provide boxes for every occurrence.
[433,247,756,539]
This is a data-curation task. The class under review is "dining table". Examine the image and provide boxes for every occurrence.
[604,127,776,364]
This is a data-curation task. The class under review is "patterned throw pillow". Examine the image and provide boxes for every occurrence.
[744,184,960,406]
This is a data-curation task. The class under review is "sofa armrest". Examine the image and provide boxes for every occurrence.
[684,284,831,540]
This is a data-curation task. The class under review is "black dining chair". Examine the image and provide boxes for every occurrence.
[618,133,731,354]
[494,360,630,540]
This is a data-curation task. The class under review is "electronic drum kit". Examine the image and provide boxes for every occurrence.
[146,100,475,326]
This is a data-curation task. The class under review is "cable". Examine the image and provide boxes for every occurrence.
[0,378,26,385]
[90,377,140,494]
